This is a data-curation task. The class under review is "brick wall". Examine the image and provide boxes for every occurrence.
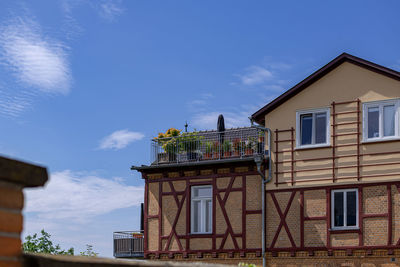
[0,156,48,267]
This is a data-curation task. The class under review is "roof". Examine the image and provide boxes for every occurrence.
[251,53,400,124]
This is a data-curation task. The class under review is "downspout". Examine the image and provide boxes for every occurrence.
[251,120,272,267]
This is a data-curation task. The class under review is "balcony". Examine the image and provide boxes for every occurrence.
[113,231,144,258]
[151,126,265,165]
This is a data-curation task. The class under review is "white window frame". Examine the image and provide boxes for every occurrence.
[331,189,359,230]
[191,185,212,234]
[363,99,400,142]
[296,107,330,149]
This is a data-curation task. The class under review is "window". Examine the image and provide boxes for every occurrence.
[363,99,399,141]
[331,189,358,229]
[296,108,330,148]
[191,185,212,234]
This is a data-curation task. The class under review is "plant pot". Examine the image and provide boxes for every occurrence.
[232,151,241,157]
[223,151,231,158]
[245,149,254,156]
[186,152,198,161]
[157,152,176,163]
[212,152,220,159]
[204,153,212,160]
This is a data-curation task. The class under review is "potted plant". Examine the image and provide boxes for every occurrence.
[245,137,255,156]
[232,139,244,157]
[179,132,202,161]
[212,141,220,159]
[222,140,232,158]
[154,128,181,163]
[204,141,213,160]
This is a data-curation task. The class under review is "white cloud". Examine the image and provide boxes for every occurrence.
[97,0,124,21]
[186,93,214,112]
[99,130,144,150]
[25,170,143,222]
[238,66,273,86]
[0,16,71,94]
[192,110,252,130]
[60,0,124,24]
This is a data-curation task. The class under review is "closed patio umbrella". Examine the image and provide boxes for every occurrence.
[217,114,225,156]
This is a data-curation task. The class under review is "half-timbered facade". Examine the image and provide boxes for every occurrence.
[253,53,400,266]
[133,53,400,266]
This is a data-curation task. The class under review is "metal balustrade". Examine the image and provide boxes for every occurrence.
[151,127,266,165]
[113,231,144,258]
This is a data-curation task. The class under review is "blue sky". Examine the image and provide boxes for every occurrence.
[1,0,400,257]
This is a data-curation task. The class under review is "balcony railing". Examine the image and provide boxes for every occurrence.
[151,126,265,165]
[113,231,144,258]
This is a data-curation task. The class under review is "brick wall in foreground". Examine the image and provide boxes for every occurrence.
[0,156,48,267]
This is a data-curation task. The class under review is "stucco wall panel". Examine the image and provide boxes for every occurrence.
[225,191,242,233]
[148,183,159,216]
[363,185,387,215]
[275,227,292,248]
[215,199,227,234]
[223,234,235,250]
[266,194,280,247]
[232,176,242,188]
[286,192,300,246]
[176,199,186,235]
[162,182,171,192]
[172,180,186,191]
[246,214,261,249]
[216,177,230,189]
[148,218,158,251]
[330,233,358,247]
[246,175,261,210]
[162,195,176,236]
[304,190,326,217]
[274,191,292,212]
[304,220,326,247]
[169,236,180,251]
[364,217,388,246]
[190,238,212,250]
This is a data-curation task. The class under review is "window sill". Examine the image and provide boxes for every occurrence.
[189,233,212,237]
[295,144,331,151]
[362,137,400,144]
[329,227,359,233]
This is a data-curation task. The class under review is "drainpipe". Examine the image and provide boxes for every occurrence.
[252,121,272,267]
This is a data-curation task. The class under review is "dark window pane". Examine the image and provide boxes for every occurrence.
[193,201,200,232]
[346,191,357,226]
[368,107,379,138]
[300,114,312,145]
[315,112,327,144]
[205,200,211,233]
[383,105,395,137]
[334,192,344,227]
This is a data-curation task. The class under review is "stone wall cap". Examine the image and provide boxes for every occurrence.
[23,253,235,267]
[0,155,48,188]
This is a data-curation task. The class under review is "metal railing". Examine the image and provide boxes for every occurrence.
[113,231,144,258]
[151,127,266,165]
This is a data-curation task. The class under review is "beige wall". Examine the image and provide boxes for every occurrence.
[264,62,400,190]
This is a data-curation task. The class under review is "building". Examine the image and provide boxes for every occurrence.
[129,53,400,266]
